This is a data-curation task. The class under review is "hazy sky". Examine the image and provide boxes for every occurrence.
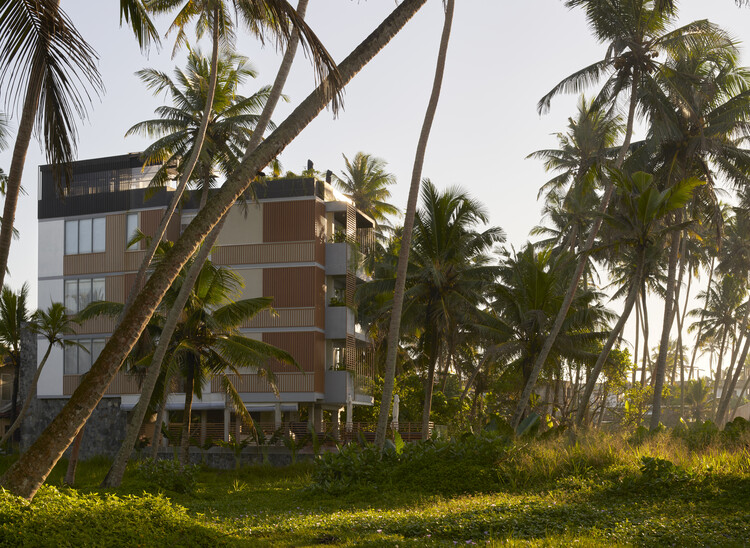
[2,0,749,374]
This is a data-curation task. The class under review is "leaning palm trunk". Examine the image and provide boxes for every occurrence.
[121,7,221,315]
[179,367,196,465]
[688,257,715,380]
[576,255,644,427]
[640,287,650,385]
[101,0,308,489]
[511,69,640,431]
[64,426,84,486]
[0,0,428,500]
[651,227,682,429]
[375,0,454,449]
[0,345,53,447]
[717,332,750,425]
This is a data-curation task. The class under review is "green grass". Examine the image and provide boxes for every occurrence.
[0,431,749,546]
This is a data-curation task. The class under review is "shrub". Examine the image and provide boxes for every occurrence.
[0,486,226,547]
[133,458,199,494]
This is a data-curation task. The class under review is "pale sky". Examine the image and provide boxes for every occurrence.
[2,0,748,376]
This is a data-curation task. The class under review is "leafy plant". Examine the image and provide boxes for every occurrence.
[133,458,199,494]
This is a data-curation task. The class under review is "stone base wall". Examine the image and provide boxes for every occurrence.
[20,397,127,460]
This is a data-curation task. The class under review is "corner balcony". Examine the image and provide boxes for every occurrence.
[325,305,354,339]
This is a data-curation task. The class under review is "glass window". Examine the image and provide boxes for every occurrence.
[78,278,92,312]
[64,345,78,375]
[92,278,105,302]
[126,213,138,248]
[65,280,78,314]
[92,217,105,252]
[65,221,78,255]
[78,340,92,375]
[92,339,105,365]
[78,218,92,254]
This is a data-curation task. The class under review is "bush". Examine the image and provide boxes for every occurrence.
[0,486,226,547]
[313,431,512,496]
[133,458,199,494]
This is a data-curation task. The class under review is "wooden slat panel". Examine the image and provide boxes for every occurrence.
[315,267,326,329]
[63,371,141,395]
[346,204,356,243]
[263,201,315,242]
[166,212,181,241]
[75,316,116,335]
[140,209,165,250]
[63,253,106,276]
[105,213,125,271]
[124,250,148,271]
[212,372,314,393]
[315,331,325,393]
[106,275,125,303]
[262,331,316,373]
[346,335,356,371]
[315,201,326,265]
[241,307,315,328]
[263,266,322,308]
[213,241,314,265]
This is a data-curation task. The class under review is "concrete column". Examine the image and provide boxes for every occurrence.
[235,413,241,439]
[200,410,207,445]
[223,406,230,442]
[312,404,322,433]
[345,398,353,434]
[332,407,342,440]
[274,402,282,430]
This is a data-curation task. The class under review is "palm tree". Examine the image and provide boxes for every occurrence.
[515,0,728,430]
[0,303,80,447]
[0,284,30,438]
[483,244,612,423]
[402,180,503,438]
[121,0,339,313]
[127,49,270,201]
[165,259,296,465]
[103,1,314,488]
[575,171,703,426]
[333,152,399,229]
[1,0,431,501]
[0,1,103,293]
[375,0,454,449]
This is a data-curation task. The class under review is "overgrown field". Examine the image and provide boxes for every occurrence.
[1,426,749,546]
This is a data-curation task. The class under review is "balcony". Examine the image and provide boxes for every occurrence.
[326,305,354,339]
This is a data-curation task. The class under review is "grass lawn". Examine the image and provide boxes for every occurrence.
[0,431,749,546]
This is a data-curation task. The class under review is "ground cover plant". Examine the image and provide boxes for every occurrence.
[0,426,749,546]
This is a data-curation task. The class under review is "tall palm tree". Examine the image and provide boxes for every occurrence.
[402,180,503,438]
[515,0,729,430]
[122,0,339,313]
[127,49,270,199]
[1,0,431,501]
[375,0,454,449]
[0,284,30,438]
[575,171,703,426]
[165,259,296,465]
[0,0,103,293]
[482,245,612,422]
[333,152,399,229]
[103,1,314,489]
[0,303,80,447]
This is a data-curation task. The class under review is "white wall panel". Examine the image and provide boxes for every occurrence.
[38,220,64,278]
[37,343,63,397]
[37,279,63,310]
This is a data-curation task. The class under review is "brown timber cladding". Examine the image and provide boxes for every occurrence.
[211,372,313,393]
[241,307,315,328]
[212,241,315,265]
[262,331,323,377]
[63,371,140,395]
[263,200,316,242]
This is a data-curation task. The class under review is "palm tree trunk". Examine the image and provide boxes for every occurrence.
[688,256,715,381]
[101,0,310,488]
[640,287,651,385]
[421,355,437,441]
[711,328,728,419]
[459,354,488,404]
[678,268,692,417]
[576,255,643,427]
[121,5,221,315]
[0,345,53,447]
[717,332,750,425]
[150,398,167,460]
[0,13,50,294]
[64,427,84,486]
[0,0,429,500]
[731,369,750,419]
[180,367,195,465]
[651,224,682,429]
[633,297,640,385]
[511,68,641,430]
[375,0,454,449]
